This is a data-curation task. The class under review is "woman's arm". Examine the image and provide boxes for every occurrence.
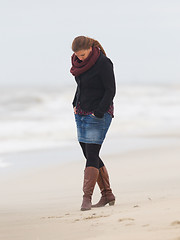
[72,86,78,107]
[94,59,116,118]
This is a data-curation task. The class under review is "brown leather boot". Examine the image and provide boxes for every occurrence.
[92,166,115,208]
[81,166,99,211]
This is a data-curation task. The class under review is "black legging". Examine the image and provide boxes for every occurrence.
[79,142,105,169]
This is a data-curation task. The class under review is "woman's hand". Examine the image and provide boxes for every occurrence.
[74,107,77,114]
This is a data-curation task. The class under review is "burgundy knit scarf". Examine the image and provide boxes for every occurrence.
[70,47,100,77]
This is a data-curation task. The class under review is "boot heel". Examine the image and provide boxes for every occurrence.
[109,200,115,206]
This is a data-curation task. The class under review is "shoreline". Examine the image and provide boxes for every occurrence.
[0,134,179,170]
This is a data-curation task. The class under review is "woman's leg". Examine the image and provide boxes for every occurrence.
[79,142,104,169]
[81,142,115,208]
[79,142,87,159]
[85,143,104,169]
[79,142,104,211]
[91,165,115,208]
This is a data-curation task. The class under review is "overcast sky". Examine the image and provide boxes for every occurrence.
[0,0,180,87]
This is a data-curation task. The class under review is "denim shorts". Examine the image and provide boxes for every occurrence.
[74,113,112,144]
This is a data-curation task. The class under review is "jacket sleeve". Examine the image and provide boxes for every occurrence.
[94,59,116,118]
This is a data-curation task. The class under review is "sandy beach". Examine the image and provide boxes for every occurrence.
[0,136,180,240]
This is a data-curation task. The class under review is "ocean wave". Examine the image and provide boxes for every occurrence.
[0,85,180,154]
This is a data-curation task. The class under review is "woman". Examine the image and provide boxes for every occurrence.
[70,36,116,211]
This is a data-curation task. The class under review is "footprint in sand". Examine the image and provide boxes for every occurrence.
[83,214,109,220]
[171,221,180,227]
[142,224,150,227]
[74,219,80,222]
[118,218,135,223]
[72,213,110,222]
[133,205,140,208]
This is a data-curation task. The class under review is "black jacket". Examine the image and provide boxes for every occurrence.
[72,51,116,118]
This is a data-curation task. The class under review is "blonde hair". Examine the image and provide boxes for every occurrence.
[72,36,106,56]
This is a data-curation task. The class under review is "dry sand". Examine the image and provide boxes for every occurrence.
[0,141,180,240]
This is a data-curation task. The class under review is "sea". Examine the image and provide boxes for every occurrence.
[0,83,180,169]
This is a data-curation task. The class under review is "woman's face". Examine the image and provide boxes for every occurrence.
[75,47,92,61]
